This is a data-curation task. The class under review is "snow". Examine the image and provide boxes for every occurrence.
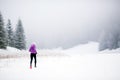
[0,47,65,58]
[0,42,120,80]
[63,42,99,55]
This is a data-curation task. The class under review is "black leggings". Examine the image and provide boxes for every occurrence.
[30,54,37,67]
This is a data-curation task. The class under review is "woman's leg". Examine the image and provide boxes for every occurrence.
[34,54,37,67]
[30,54,33,67]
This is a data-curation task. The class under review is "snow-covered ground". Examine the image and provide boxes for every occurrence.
[0,42,120,80]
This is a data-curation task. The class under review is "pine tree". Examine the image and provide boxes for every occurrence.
[107,32,115,50]
[99,25,120,51]
[99,30,108,51]
[118,33,120,48]
[107,25,120,50]
[0,12,7,49]
[15,19,26,50]
[6,19,15,47]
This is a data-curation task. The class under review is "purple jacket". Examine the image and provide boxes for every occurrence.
[29,44,37,54]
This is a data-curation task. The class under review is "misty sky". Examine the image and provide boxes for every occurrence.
[0,0,119,49]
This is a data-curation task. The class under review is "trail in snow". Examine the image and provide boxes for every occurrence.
[0,54,120,80]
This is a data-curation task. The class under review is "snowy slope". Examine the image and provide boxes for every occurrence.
[63,42,99,56]
[63,42,120,55]
[0,42,120,80]
[0,42,120,58]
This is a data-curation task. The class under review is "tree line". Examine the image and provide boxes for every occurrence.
[0,12,120,51]
[0,12,26,50]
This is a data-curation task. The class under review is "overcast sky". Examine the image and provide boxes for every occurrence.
[0,0,119,49]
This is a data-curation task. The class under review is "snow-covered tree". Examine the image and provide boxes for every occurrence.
[118,34,120,48]
[14,19,26,50]
[6,19,15,47]
[107,32,115,50]
[0,12,7,49]
[99,25,120,51]
[108,25,120,50]
[99,30,108,51]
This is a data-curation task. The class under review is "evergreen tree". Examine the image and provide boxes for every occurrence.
[15,19,26,50]
[107,32,115,50]
[99,25,120,51]
[0,12,7,49]
[99,30,108,51]
[6,19,15,47]
[118,33,120,48]
[107,25,120,50]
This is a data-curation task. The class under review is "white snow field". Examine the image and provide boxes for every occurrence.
[0,42,120,80]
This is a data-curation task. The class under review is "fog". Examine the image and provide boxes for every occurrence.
[0,0,119,49]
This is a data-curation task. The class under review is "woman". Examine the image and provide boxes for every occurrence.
[29,43,37,69]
